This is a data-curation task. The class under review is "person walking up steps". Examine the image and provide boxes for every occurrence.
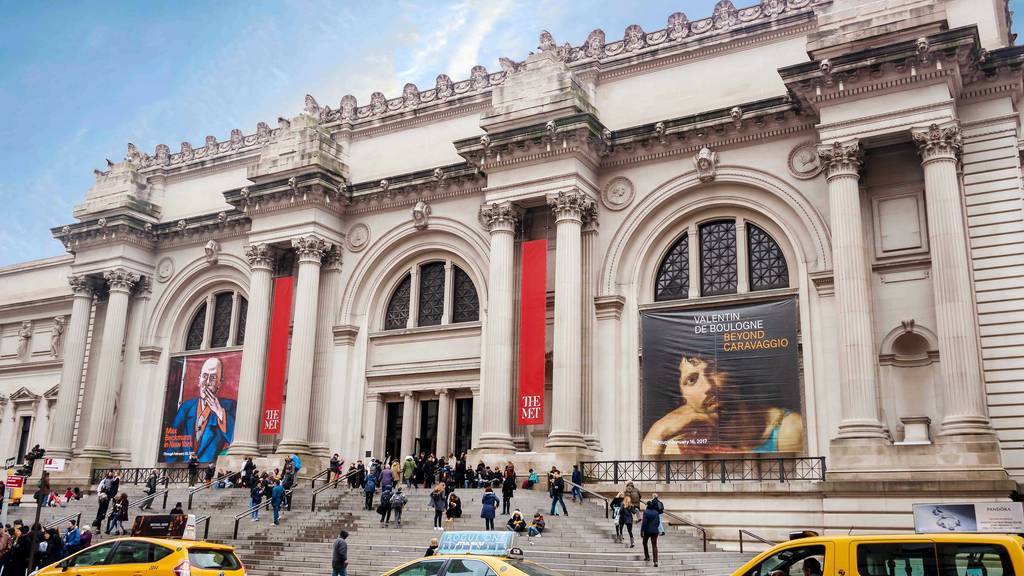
[549,470,568,516]
[429,483,446,530]
[332,529,349,576]
[271,480,285,526]
[618,496,637,548]
[571,465,584,503]
[391,486,406,527]
[610,492,625,543]
[363,471,377,511]
[641,502,661,567]
[378,485,393,527]
[480,486,499,530]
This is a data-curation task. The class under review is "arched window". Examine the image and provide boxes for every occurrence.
[653,219,789,302]
[383,259,480,330]
[183,289,247,351]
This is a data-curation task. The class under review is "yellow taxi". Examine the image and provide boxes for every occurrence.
[382,532,564,576]
[32,536,245,576]
[732,531,1024,576]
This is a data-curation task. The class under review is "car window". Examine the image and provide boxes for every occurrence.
[68,543,116,566]
[390,559,446,576]
[857,543,938,576]
[444,559,495,576]
[109,541,157,564]
[937,543,1014,576]
[189,548,242,570]
[745,544,826,576]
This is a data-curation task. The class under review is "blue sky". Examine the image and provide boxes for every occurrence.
[0,0,1021,266]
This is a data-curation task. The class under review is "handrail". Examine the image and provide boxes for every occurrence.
[44,511,82,531]
[581,457,827,484]
[636,497,709,552]
[91,467,189,485]
[188,471,240,510]
[739,529,777,553]
[128,485,173,512]
[310,468,360,512]
[232,488,295,539]
[195,514,212,540]
[308,467,332,490]
[564,479,610,518]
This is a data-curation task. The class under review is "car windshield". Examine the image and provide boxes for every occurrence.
[505,559,564,576]
[189,548,241,570]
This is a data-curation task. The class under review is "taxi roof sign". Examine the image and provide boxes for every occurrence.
[437,531,515,556]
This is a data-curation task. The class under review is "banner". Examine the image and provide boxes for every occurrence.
[261,276,294,435]
[913,502,1024,533]
[518,239,546,425]
[158,350,241,463]
[640,298,802,456]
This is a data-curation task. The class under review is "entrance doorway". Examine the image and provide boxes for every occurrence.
[384,402,403,462]
[16,416,31,464]
[417,399,438,455]
[454,398,473,456]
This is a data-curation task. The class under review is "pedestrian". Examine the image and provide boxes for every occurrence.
[641,502,661,567]
[170,502,185,515]
[610,491,625,542]
[106,493,129,535]
[429,483,446,531]
[363,471,377,510]
[424,537,439,557]
[501,472,516,515]
[378,485,393,527]
[391,486,406,527]
[444,492,462,529]
[263,478,273,511]
[92,493,110,531]
[480,486,499,531]
[187,454,199,486]
[648,493,665,535]
[331,529,349,576]
[249,482,263,522]
[63,520,81,556]
[454,456,466,489]
[271,480,285,525]
[571,464,584,503]
[506,510,526,533]
[381,463,395,491]
[243,456,257,487]
[617,496,637,548]
[329,454,342,487]
[549,470,568,516]
[282,468,295,510]
[204,462,216,487]
[141,469,158,510]
[402,456,416,488]
[35,472,51,508]
[624,481,642,505]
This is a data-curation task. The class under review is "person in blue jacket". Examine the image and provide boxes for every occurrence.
[363,472,377,511]
[249,482,263,522]
[480,486,500,530]
[641,503,662,567]
[271,480,285,525]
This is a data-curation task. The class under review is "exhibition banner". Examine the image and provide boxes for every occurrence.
[913,502,1024,533]
[159,350,241,463]
[518,239,546,426]
[640,298,802,456]
[261,276,293,435]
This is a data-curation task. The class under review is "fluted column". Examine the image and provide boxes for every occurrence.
[436,389,451,457]
[309,248,342,457]
[400,391,416,458]
[546,190,594,449]
[48,276,96,459]
[581,222,600,450]
[477,202,522,451]
[277,235,330,455]
[817,141,887,440]
[33,398,50,449]
[113,277,151,462]
[913,122,994,436]
[81,268,139,459]
[228,244,277,457]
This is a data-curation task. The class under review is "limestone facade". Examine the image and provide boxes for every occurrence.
[0,0,1022,515]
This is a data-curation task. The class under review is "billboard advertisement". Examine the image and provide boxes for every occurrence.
[640,298,803,456]
[158,350,241,463]
[913,502,1024,533]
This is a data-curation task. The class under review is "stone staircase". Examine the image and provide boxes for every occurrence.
[203,485,754,576]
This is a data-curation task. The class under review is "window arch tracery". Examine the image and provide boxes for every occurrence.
[182,289,247,351]
[383,258,480,330]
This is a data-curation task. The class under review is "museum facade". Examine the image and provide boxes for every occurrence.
[2,0,1024,539]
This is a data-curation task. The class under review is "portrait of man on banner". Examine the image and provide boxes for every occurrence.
[159,351,241,463]
[640,299,804,456]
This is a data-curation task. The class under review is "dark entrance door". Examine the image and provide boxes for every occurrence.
[454,398,473,456]
[384,402,403,462]
[417,400,439,456]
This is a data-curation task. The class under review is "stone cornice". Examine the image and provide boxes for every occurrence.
[344,163,485,216]
[0,295,73,316]
[52,210,251,254]
[594,295,625,320]
[223,171,348,217]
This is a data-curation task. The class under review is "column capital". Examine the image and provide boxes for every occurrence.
[291,235,331,264]
[322,246,343,271]
[548,189,596,224]
[817,139,863,180]
[912,121,961,164]
[245,243,278,271]
[68,274,97,297]
[103,267,140,293]
[478,201,522,233]
[436,388,449,398]
[401,390,415,399]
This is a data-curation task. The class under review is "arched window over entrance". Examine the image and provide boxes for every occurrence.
[183,289,248,350]
[382,259,480,330]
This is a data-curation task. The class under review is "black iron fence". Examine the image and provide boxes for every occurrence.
[580,456,826,484]
[90,467,190,485]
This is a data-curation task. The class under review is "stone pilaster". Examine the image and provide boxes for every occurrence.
[80,268,139,460]
[48,276,95,459]
[277,235,330,456]
[581,221,600,451]
[912,122,993,437]
[228,244,277,457]
[400,391,416,458]
[546,190,594,449]
[477,201,522,452]
[310,248,342,457]
[436,389,451,458]
[112,277,151,461]
[817,140,887,440]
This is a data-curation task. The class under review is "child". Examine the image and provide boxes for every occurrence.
[391,487,406,527]
[378,485,393,526]
[528,512,545,544]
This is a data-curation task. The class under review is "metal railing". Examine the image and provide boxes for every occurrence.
[91,467,189,485]
[310,468,361,512]
[195,514,212,540]
[581,457,826,484]
[739,529,777,553]
[564,479,611,518]
[188,471,241,510]
[232,488,294,539]
[128,485,173,512]
[44,511,82,531]
[308,467,332,490]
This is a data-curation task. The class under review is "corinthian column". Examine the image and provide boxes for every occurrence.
[309,248,342,457]
[229,244,277,457]
[912,122,994,436]
[546,190,594,449]
[436,389,451,457]
[277,235,330,456]
[48,276,95,459]
[400,391,416,458]
[817,141,887,440]
[81,268,139,460]
[477,201,522,451]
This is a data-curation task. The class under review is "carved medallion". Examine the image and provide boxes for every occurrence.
[346,223,370,253]
[156,257,174,283]
[787,142,824,180]
[601,177,635,211]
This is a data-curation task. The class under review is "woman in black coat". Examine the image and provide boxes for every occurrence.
[500,474,516,515]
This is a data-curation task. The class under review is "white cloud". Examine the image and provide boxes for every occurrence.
[447,0,514,76]
[397,0,473,86]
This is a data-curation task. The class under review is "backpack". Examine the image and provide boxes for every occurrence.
[380,491,392,509]
[391,492,405,509]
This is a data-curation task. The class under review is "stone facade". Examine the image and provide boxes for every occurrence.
[2,0,1024,541]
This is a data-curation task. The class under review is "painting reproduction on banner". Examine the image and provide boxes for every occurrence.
[158,350,241,463]
[640,298,803,456]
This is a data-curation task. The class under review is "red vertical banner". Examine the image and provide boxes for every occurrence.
[518,239,547,425]
[261,276,293,435]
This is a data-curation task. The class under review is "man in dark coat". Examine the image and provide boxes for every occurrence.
[331,529,349,576]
